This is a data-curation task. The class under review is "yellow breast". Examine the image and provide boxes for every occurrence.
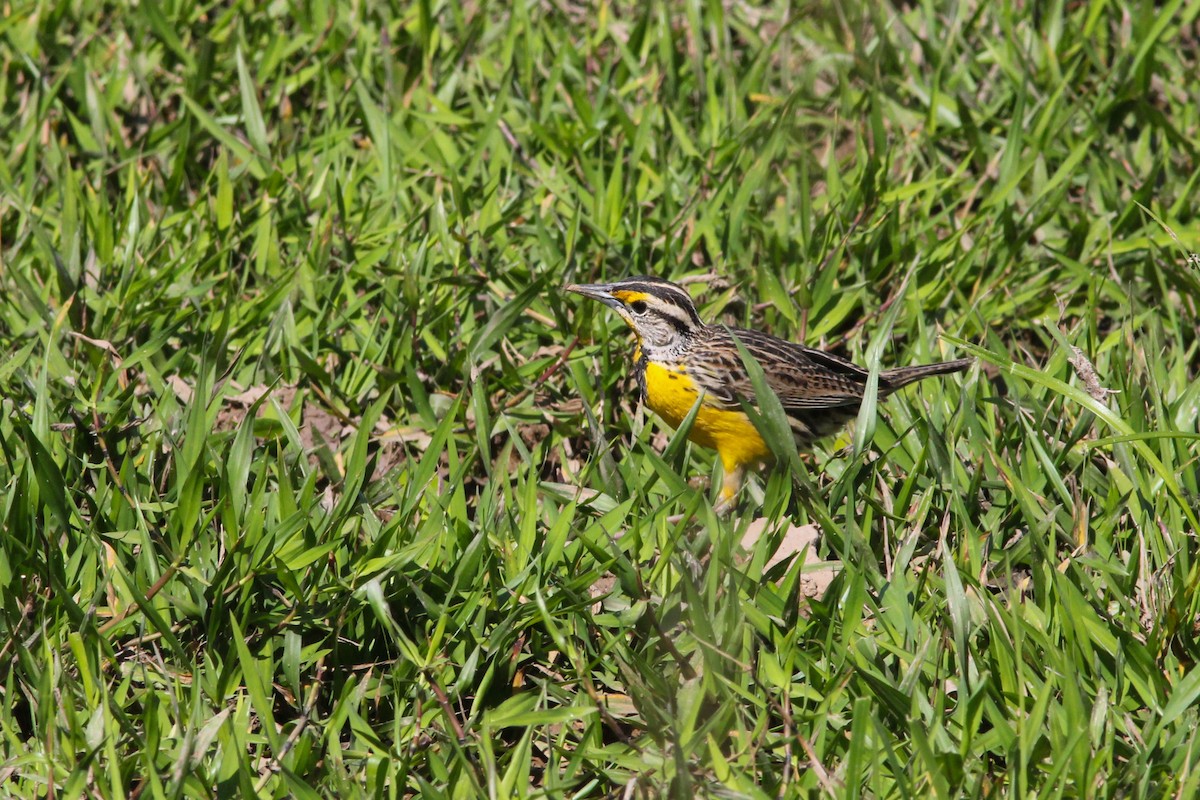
[642,361,773,471]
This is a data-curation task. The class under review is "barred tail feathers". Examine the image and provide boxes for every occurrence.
[880,358,973,391]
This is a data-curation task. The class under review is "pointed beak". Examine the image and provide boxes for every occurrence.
[564,282,624,312]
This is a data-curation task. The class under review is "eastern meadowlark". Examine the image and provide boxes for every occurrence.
[567,276,970,507]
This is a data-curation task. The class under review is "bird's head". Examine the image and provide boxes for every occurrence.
[565,276,704,350]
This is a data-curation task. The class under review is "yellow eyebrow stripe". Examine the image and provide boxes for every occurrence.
[612,290,651,304]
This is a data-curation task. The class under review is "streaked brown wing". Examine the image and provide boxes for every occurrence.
[689,326,874,410]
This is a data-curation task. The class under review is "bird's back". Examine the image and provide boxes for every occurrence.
[682,324,969,443]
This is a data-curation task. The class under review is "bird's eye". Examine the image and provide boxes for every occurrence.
[630,300,648,315]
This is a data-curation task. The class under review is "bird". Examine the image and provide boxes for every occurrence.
[566,276,970,509]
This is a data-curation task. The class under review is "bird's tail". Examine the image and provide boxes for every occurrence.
[880,358,973,391]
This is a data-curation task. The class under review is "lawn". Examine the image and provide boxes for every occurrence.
[2,0,1199,797]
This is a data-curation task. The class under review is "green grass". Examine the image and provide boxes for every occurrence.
[2,0,1199,796]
